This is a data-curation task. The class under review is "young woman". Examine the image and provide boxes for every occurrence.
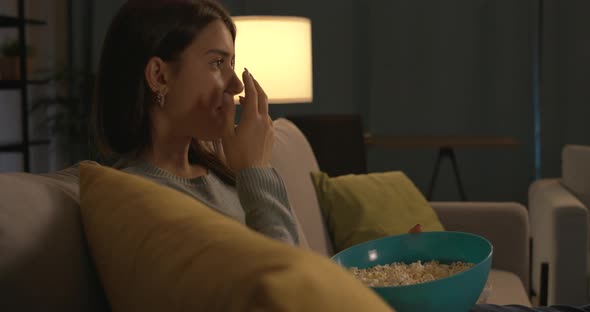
[92,0,298,245]
[92,1,589,311]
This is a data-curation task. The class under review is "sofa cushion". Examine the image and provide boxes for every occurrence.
[0,164,108,312]
[562,144,590,209]
[310,170,445,252]
[80,162,396,312]
[486,269,531,306]
[272,118,334,256]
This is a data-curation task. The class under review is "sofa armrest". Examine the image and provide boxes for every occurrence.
[430,201,529,290]
[528,179,589,305]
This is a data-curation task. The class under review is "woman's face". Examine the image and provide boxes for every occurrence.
[163,19,244,140]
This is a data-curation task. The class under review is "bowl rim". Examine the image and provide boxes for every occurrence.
[332,231,494,290]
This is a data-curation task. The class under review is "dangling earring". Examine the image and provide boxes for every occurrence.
[156,90,165,108]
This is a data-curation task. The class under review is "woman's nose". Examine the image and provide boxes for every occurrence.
[227,70,244,95]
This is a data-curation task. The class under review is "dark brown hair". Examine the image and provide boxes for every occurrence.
[93,0,236,184]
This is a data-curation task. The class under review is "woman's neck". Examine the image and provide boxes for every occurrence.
[141,136,207,179]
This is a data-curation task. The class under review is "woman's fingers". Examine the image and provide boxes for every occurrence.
[222,69,273,171]
[408,224,423,234]
[251,76,268,115]
[242,68,258,116]
[222,96,239,138]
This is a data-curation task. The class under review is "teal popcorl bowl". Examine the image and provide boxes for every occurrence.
[331,231,492,312]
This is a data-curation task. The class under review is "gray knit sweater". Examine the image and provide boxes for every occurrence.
[121,162,299,245]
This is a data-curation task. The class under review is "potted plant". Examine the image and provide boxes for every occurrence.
[31,68,98,166]
[0,38,35,80]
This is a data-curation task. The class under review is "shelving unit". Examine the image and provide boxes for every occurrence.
[0,15,45,26]
[0,0,48,172]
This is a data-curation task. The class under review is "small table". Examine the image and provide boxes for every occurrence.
[364,135,520,201]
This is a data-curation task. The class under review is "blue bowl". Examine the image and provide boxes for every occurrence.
[331,231,493,312]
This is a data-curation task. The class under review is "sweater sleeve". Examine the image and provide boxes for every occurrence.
[236,167,300,246]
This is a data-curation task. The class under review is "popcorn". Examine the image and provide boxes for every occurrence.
[349,260,475,287]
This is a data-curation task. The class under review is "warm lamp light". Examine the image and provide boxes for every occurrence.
[233,16,313,104]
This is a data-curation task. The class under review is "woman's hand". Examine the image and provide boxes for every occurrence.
[408,224,423,234]
[221,68,274,172]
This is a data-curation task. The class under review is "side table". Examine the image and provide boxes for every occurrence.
[365,135,520,201]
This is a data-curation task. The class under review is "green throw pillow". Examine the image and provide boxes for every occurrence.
[311,171,445,252]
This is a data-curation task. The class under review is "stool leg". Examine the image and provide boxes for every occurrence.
[427,148,445,200]
[448,148,467,201]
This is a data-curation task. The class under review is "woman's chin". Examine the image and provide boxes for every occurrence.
[193,126,226,141]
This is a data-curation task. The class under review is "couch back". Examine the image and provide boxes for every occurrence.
[0,165,109,311]
[0,118,334,311]
[271,118,334,256]
[562,144,590,209]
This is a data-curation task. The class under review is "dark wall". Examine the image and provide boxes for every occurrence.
[366,0,534,202]
[540,0,590,178]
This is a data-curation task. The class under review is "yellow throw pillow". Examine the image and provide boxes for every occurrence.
[79,162,395,312]
[311,171,445,253]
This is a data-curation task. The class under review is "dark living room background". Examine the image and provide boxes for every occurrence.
[0,0,588,204]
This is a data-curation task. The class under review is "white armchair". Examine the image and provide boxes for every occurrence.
[529,145,590,306]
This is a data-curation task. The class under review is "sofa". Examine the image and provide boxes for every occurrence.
[0,117,531,311]
[529,144,590,306]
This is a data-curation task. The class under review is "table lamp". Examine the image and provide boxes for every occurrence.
[232,16,313,104]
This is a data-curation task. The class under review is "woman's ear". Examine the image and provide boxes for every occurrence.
[144,56,170,94]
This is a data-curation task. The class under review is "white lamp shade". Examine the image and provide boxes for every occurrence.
[233,16,313,104]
